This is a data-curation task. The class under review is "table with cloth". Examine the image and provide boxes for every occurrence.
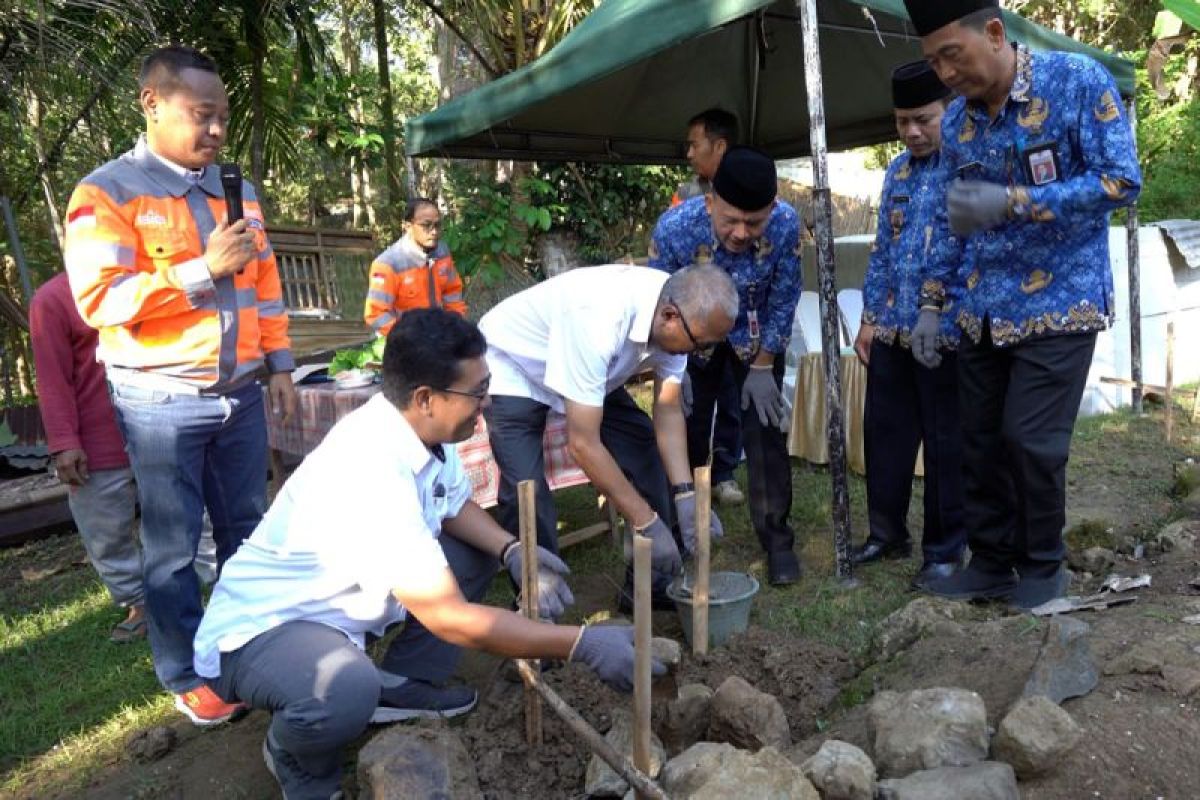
[786,351,925,477]
[265,382,620,545]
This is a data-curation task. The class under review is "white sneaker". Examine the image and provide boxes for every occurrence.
[714,480,745,506]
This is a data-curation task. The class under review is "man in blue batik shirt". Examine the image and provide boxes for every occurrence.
[649,146,804,586]
[903,0,1141,609]
[852,60,967,591]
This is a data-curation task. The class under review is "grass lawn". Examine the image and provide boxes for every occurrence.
[2,394,1194,796]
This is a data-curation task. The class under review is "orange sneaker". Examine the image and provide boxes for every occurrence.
[174,684,246,727]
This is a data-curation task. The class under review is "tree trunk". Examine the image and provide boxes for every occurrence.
[28,90,62,256]
[249,45,268,208]
[339,0,371,228]
[372,0,403,222]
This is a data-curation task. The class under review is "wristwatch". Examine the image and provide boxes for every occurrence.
[671,482,695,496]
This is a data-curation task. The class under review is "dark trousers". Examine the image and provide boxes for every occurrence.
[484,388,675,555]
[687,343,794,555]
[958,328,1096,578]
[378,532,496,681]
[863,340,966,565]
[687,354,744,484]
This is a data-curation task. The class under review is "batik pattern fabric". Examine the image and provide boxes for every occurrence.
[920,45,1142,346]
[863,150,960,350]
[648,196,802,362]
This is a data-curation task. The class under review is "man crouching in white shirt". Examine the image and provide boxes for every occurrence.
[193,309,663,799]
[479,263,738,610]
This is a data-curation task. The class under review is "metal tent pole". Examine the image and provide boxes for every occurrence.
[796,0,854,582]
[1124,98,1143,415]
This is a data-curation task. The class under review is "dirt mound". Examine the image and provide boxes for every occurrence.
[460,626,853,799]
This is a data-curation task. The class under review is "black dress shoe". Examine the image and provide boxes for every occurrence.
[1009,566,1070,611]
[767,550,802,586]
[910,561,959,591]
[851,539,913,565]
[922,562,1016,601]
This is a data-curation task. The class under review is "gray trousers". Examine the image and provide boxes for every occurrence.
[68,467,219,609]
[214,620,378,799]
[68,467,144,607]
[212,533,497,795]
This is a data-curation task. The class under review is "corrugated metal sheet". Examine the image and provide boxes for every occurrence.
[1149,219,1200,271]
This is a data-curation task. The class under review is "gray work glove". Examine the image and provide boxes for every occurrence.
[948,180,1010,237]
[640,516,683,585]
[569,625,666,693]
[674,492,724,557]
[680,371,693,417]
[911,309,943,370]
[741,365,789,431]
[503,543,575,621]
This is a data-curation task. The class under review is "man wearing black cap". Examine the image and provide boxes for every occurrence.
[852,60,966,590]
[649,146,803,586]
[902,0,1141,609]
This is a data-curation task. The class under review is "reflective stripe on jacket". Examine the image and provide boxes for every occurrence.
[363,237,466,335]
[64,138,293,392]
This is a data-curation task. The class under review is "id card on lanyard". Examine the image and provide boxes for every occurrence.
[747,282,760,342]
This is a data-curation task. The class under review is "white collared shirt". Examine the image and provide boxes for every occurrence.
[478,265,686,412]
[193,394,471,678]
[140,134,205,183]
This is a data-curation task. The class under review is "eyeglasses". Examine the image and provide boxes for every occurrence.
[437,378,490,402]
[412,220,441,231]
[669,296,720,358]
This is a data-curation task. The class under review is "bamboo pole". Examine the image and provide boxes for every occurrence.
[632,533,652,797]
[693,465,711,655]
[518,480,543,747]
[1165,321,1174,444]
[795,0,854,582]
[515,661,667,800]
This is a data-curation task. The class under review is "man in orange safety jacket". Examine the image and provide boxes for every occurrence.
[364,198,466,334]
[64,44,295,727]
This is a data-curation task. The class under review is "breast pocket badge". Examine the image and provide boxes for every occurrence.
[1023,142,1061,187]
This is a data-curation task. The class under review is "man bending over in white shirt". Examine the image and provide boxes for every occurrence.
[193,309,662,799]
[479,263,738,610]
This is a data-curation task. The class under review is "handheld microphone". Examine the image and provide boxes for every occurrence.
[219,163,244,223]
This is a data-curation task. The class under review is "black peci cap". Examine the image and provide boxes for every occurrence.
[892,60,951,109]
[711,146,777,212]
[902,0,999,37]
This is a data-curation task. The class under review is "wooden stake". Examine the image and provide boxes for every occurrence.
[1165,321,1175,444]
[693,465,711,655]
[1125,98,1144,415]
[633,533,652,797]
[515,661,667,800]
[518,479,543,747]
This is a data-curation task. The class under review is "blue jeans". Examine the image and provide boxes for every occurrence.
[109,380,267,692]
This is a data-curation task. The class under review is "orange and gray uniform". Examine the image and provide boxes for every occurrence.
[64,137,293,392]
[363,238,466,335]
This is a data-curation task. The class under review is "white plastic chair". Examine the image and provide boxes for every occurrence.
[796,291,823,354]
[837,288,865,349]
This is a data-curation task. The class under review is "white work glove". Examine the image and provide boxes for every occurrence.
[947,179,1010,237]
[911,309,942,369]
[503,542,575,620]
[674,491,724,557]
[741,365,789,431]
[680,372,693,417]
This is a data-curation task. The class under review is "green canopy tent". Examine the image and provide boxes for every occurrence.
[405,0,1135,163]
[406,0,1138,580]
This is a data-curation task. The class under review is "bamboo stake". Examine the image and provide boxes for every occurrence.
[693,465,711,655]
[515,661,667,800]
[632,533,652,797]
[518,479,543,747]
[1125,98,1144,415]
[1165,321,1175,444]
